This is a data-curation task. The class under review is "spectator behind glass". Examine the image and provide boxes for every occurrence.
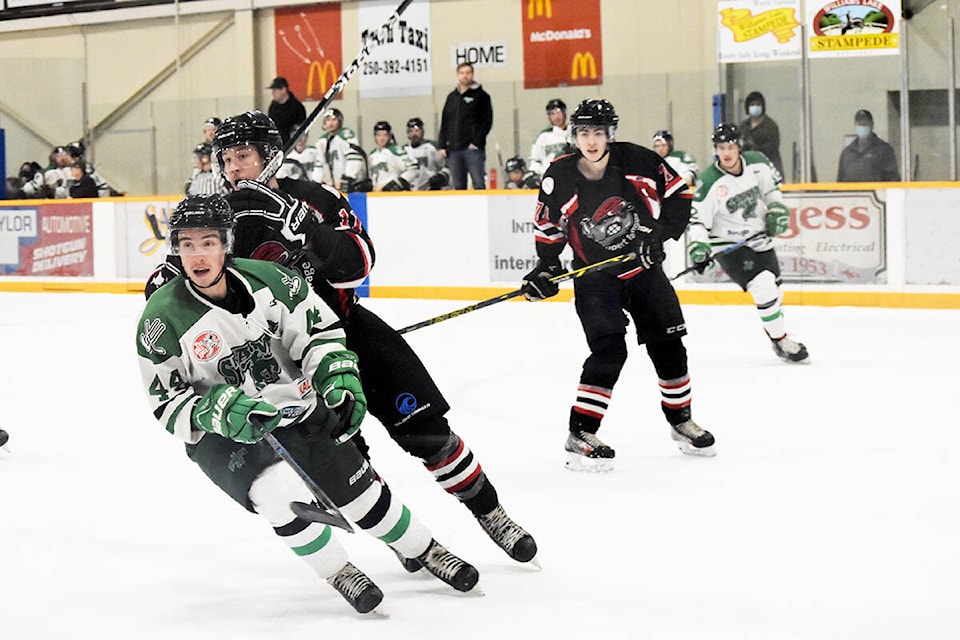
[438,62,493,190]
[739,91,784,179]
[68,161,98,198]
[266,77,306,147]
[836,109,900,182]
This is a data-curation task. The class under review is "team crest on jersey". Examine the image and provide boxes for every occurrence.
[579,197,642,251]
[251,241,290,264]
[280,271,302,298]
[140,318,167,356]
[192,331,223,361]
[541,176,554,195]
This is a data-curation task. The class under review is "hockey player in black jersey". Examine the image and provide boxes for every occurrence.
[146,110,537,566]
[520,99,717,471]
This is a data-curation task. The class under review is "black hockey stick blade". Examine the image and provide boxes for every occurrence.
[260,430,354,533]
[670,231,766,281]
[397,251,637,335]
[289,501,351,529]
[257,0,415,184]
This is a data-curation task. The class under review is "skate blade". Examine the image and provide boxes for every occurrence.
[564,452,614,472]
[526,555,543,571]
[674,440,717,457]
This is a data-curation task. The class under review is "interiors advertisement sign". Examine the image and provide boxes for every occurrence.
[487,193,571,283]
[522,0,603,89]
[0,204,93,276]
[689,191,887,284]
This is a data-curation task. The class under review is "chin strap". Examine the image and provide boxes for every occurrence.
[191,266,227,290]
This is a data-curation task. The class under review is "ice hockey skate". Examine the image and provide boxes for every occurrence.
[391,545,423,573]
[326,562,384,614]
[416,539,480,592]
[770,334,810,363]
[670,419,717,457]
[564,430,615,472]
[477,504,539,565]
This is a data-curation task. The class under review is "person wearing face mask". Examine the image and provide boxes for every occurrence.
[837,109,900,182]
[739,91,784,179]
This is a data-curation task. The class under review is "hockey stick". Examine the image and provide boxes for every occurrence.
[670,231,766,281]
[397,251,638,335]
[260,429,355,533]
[257,0,415,183]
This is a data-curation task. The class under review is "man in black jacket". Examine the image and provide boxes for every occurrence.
[438,63,493,190]
[266,77,307,147]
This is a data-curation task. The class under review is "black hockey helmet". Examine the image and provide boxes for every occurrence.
[212,110,282,175]
[505,156,526,173]
[711,122,742,146]
[373,120,392,133]
[193,142,212,157]
[546,98,567,113]
[569,99,618,142]
[406,117,424,130]
[203,116,222,130]
[167,194,235,255]
[652,129,674,151]
[65,141,85,159]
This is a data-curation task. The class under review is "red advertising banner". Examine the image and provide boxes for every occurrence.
[0,203,94,276]
[274,4,343,101]
[522,0,603,89]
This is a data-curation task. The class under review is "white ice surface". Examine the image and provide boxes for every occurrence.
[1,292,957,639]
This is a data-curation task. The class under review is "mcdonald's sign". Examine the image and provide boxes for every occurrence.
[274,5,343,102]
[522,0,602,89]
[527,0,552,19]
[307,59,338,98]
[571,51,597,80]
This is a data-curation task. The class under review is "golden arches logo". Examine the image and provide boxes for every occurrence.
[527,0,552,19]
[571,51,597,80]
[307,59,338,97]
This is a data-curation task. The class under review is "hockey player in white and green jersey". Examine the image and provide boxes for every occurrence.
[527,98,575,178]
[136,194,479,614]
[688,123,809,363]
[368,120,418,191]
[652,130,698,187]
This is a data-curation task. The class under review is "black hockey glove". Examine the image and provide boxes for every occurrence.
[636,240,665,270]
[228,179,295,213]
[381,177,410,192]
[427,173,448,190]
[521,260,564,301]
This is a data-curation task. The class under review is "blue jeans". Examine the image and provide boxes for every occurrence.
[447,147,486,189]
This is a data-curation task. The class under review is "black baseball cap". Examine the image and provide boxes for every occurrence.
[267,77,289,90]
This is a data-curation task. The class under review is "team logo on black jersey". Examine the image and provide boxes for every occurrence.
[579,197,642,251]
